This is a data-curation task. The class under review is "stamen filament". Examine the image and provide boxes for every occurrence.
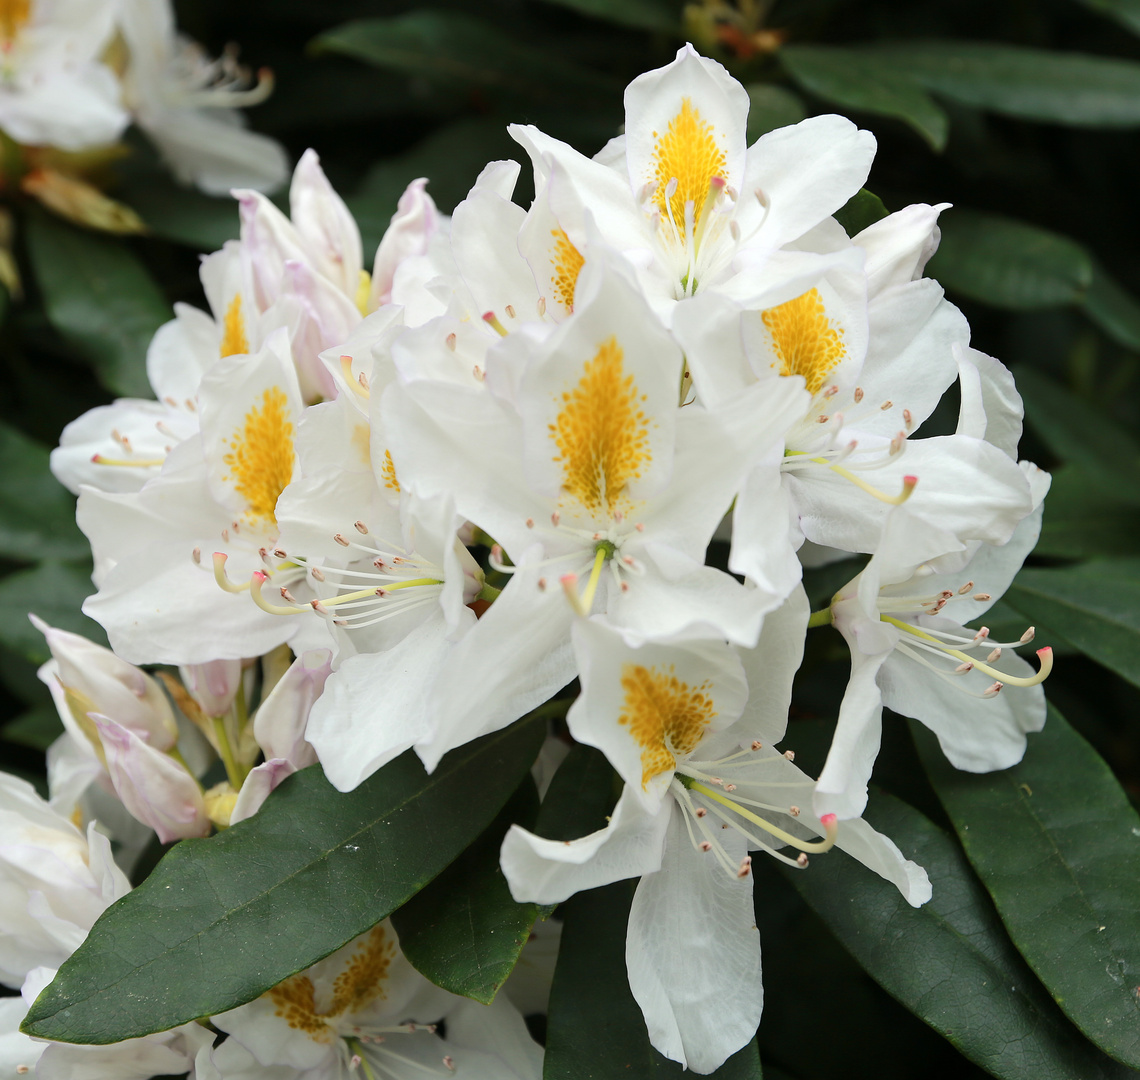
[90,455,166,467]
[250,570,308,614]
[827,463,917,505]
[212,552,251,594]
[689,780,838,853]
[340,355,370,398]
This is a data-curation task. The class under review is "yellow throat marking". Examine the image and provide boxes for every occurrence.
[380,448,400,493]
[0,0,30,43]
[761,288,846,396]
[619,663,716,788]
[269,925,394,1042]
[550,336,650,516]
[219,294,250,358]
[550,228,584,313]
[651,98,726,237]
[222,386,295,526]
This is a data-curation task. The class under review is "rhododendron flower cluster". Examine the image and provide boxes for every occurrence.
[4,44,1053,1078]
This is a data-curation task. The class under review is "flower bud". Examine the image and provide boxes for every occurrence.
[370,177,441,309]
[178,659,243,718]
[253,649,331,768]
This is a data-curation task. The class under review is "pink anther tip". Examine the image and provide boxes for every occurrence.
[481,311,497,323]
[251,570,269,583]
[1037,646,1053,656]
[903,475,918,486]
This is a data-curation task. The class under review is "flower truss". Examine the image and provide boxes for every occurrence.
[6,41,1057,1080]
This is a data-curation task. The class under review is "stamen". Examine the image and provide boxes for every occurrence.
[446,332,457,350]
[482,311,508,337]
[212,552,250,593]
[250,571,308,614]
[90,454,166,467]
[340,355,369,398]
[690,779,839,854]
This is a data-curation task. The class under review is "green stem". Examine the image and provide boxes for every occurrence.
[477,580,502,602]
[807,607,834,628]
[212,716,243,790]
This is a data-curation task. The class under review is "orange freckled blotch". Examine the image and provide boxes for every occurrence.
[761,288,846,396]
[219,294,250,358]
[550,228,585,313]
[550,336,651,516]
[221,386,295,527]
[651,98,726,233]
[619,662,716,787]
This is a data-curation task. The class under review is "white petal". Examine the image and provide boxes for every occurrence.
[835,814,932,906]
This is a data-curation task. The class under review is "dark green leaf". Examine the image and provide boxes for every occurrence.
[0,421,87,562]
[832,190,890,240]
[312,13,618,104]
[928,210,1093,310]
[544,880,762,1079]
[23,213,167,398]
[1016,368,1140,505]
[1083,259,1140,351]
[781,45,949,149]
[745,84,806,142]
[785,791,1132,1080]
[1073,0,1140,35]
[530,0,681,32]
[391,778,542,1004]
[3,704,63,751]
[0,560,106,662]
[871,41,1140,127]
[118,179,240,252]
[914,707,1140,1068]
[534,742,617,841]
[1035,467,1140,559]
[21,717,545,1043]
[1004,560,1140,688]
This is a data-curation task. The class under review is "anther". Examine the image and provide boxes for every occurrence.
[1020,626,1036,643]
[192,546,201,564]
[446,332,457,350]
[354,520,368,534]
[221,528,229,542]
[538,578,547,591]
[783,749,795,761]
[482,311,509,337]
[551,510,561,527]
[954,662,973,674]
[724,783,737,792]
[973,592,992,602]
[349,1055,362,1069]
[903,408,914,430]
[880,400,893,410]
[164,395,177,407]
[280,587,297,602]
[958,581,974,595]
[796,853,809,867]
[973,626,991,642]
[695,807,707,818]
[311,566,325,581]
[824,384,839,398]
[737,855,753,878]
[526,517,534,528]
[729,219,741,242]
[817,414,829,424]
[853,386,864,403]
[699,840,712,851]
[473,365,485,381]
[984,681,1003,697]
[751,740,762,751]
[358,371,369,391]
[890,431,907,455]
[274,548,287,559]
[635,522,645,531]
[987,647,1002,663]
[505,304,517,319]
[443,1056,455,1071]
[789,805,801,816]
[334,534,350,547]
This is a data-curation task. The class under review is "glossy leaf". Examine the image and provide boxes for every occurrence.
[785,791,1132,1080]
[0,560,106,661]
[3,705,63,751]
[534,742,617,841]
[391,778,542,1004]
[833,190,890,240]
[312,12,618,104]
[0,421,87,562]
[23,213,167,398]
[530,0,681,32]
[21,717,545,1043]
[1004,560,1140,688]
[1083,259,1140,351]
[1074,0,1140,35]
[745,84,806,141]
[928,210,1093,310]
[544,880,762,1079]
[781,45,949,149]
[871,41,1140,126]
[1017,368,1140,504]
[1035,467,1140,559]
[914,707,1140,1068]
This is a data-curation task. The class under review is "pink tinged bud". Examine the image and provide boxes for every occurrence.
[253,649,332,767]
[371,178,441,309]
[179,660,243,718]
[91,715,209,843]
[229,758,298,825]
[290,149,363,299]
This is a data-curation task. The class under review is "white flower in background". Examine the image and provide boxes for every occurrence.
[510,44,875,320]
[116,0,288,194]
[0,773,129,987]
[0,0,126,151]
[307,256,808,789]
[501,614,929,1074]
[207,921,543,1080]
[814,463,1052,819]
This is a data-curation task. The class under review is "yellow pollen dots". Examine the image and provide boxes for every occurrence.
[761,288,846,396]
[268,925,394,1041]
[550,228,584,313]
[380,448,400,493]
[550,337,651,516]
[219,294,250,358]
[222,386,295,527]
[651,98,726,235]
[620,663,716,787]
[0,0,30,43]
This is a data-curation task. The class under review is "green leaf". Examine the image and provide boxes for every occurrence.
[1016,368,1140,505]
[928,210,1094,310]
[0,421,87,562]
[785,791,1132,1080]
[832,190,890,240]
[3,704,63,751]
[871,41,1140,127]
[0,560,106,662]
[1003,559,1140,688]
[391,778,542,1004]
[744,84,806,142]
[544,880,762,1078]
[312,12,618,104]
[21,717,545,1044]
[914,707,1140,1068]
[1083,259,1140,351]
[1035,467,1140,559]
[23,213,166,398]
[120,179,240,252]
[529,0,681,32]
[1074,0,1140,35]
[781,45,949,149]
[534,742,617,841]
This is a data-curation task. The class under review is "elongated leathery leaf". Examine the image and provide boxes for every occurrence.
[1005,560,1140,688]
[544,880,762,1079]
[914,707,1140,1068]
[391,778,542,1004]
[22,717,544,1044]
[784,790,1133,1080]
